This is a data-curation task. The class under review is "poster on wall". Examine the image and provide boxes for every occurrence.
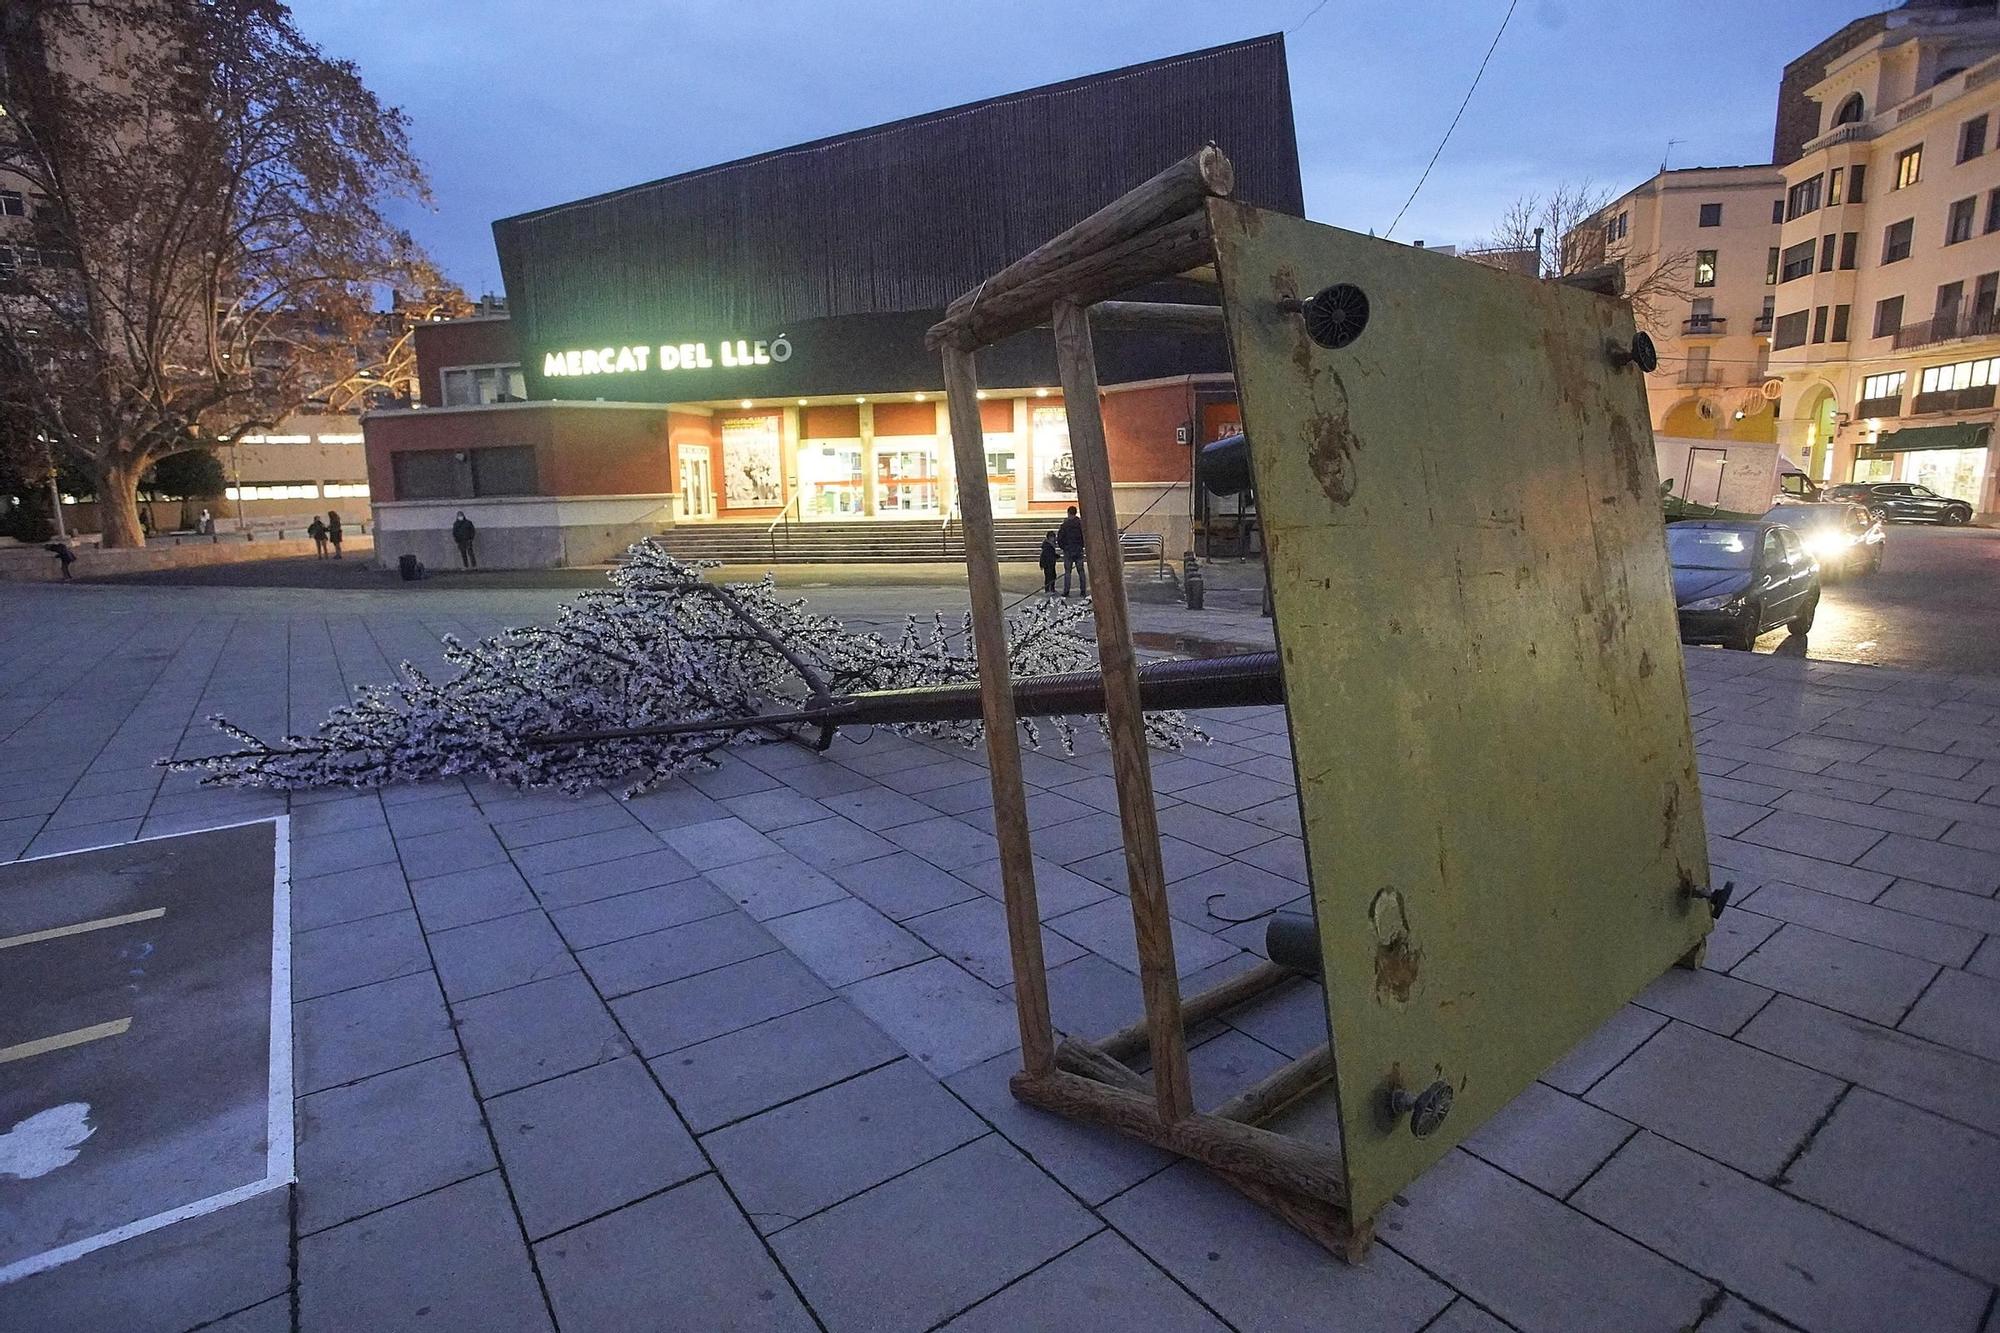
[1031,405,1076,502]
[721,417,783,508]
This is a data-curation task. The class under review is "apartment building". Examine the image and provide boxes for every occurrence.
[1594,166,1786,455]
[1767,2,2000,517]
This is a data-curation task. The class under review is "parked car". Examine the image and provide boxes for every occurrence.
[1823,481,1974,525]
[1775,466,1824,505]
[1761,502,1884,577]
[1668,519,1821,650]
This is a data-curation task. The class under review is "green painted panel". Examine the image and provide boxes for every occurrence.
[1207,201,1712,1225]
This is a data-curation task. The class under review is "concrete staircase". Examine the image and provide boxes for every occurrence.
[653,516,1059,564]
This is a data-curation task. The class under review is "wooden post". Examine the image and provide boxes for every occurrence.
[1050,297,1193,1123]
[941,345,1055,1078]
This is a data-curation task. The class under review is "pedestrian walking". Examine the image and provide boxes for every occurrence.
[1038,530,1059,596]
[1056,505,1087,597]
[307,516,328,558]
[326,510,343,559]
[44,541,75,579]
[451,510,477,569]
[198,507,214,536]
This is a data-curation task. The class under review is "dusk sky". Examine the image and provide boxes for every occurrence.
[290,0,1889,295]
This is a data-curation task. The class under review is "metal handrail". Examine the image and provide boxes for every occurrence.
[940,497,958,554]
[765,494,799,562]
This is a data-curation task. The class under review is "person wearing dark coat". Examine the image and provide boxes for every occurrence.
[451,511,477,569]
[306,516,328,558]
[1056,505,1087,597]
[1038,531,1059,596]
[325,511,343,559]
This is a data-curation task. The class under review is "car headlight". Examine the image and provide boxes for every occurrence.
[1681,594,1741,611]
[1801,532,1849,558]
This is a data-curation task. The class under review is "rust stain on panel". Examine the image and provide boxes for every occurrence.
[1304,371,1363,505]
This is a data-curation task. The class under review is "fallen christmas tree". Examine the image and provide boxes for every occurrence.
[165,544,1203,795]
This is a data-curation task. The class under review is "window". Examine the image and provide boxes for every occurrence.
[1883,218,1914,263]
[1617,211,1629,240]
[1989,188,2000,233]
[1832,304,1851,342]
[1875,295,1905,337]
[1947,197,1977,244]
[1834,93,1866,126]
[1767,246,1781,284]
[1699,202,1722,227]
[1975,271,1998,323]
[1895,144,1923,190]
[1771,199,1786,224]
[1773,310,1810,349]
[223,483,322,502]
[1962,114,1988,162]
[439,364,526,407]
[1820,234,1837,272]
[322,482,371,498]
[471,445,537,496]
[391,445,539,499]
[1839,232,1859,269]
[1812,306,1830,343]
[1685,347,1712,382]
[1759,294,1776,328]
[1786,174,1823,220]
[1849,163,1867,203]
[1937,281,1964,324]
[392,451,459,500]
[1829,167,1845,205]
[1780,239,1817,281]
[1919,356,2000,392]
[0,190,21,217]
[1694,250,1717,287]
[1860,370,1906,401]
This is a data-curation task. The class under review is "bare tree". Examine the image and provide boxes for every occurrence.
[1469,183,1693,334]
[0,0,455,547]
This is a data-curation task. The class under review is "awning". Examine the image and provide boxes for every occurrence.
[1863,422,1992,456]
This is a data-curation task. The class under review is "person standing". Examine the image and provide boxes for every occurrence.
[307,516,328,558]
[326,510,343,559]
[451,510,477,569]
[198,507,213,535]
[1038,530,1059,596]
[1056,504,1087,597]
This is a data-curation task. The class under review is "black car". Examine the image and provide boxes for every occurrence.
[1668,520,1821,650]
[1823,481,1974,525]
[1761,502,1884,577]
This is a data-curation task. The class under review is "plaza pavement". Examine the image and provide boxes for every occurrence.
[1,577,1998,1332]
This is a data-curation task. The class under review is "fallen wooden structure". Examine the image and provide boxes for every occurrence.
[926,147,1716,1258]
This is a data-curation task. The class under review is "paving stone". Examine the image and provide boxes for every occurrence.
[1857,831,2000,894]
[295,1054,493,1234]
[1708,836,1896,902]
[1176,1027,1289,1112]
[1071,837,1229,894]
[577,910,779,997]
[611,949,832,1055]
[295,969,456,1094]
[1971,934,2000,978]
[1048,896,1241,976]
[1775,789,1954,838]
[1700,1294,1798,1333]
[535,1175,816,1332]
[203,1295,292,1332]
[943,1050,1174,1205]
[773,1135,1102,1333]
[1786,1086,2000,1283]
[1704,907,1783,972]
[1461,1080,1635,1197]
[395,823,508,880]
[1220,975,1329,1057]
[547,878,735,949]
[1948,819,2000,853]
[703,850,851,919]
[703,1058,983,1231]
[1879,787,2000,831]
[843,956,1023,1076]
[1022,951,1149,1039]
[1422,1299,1513,1333]
[872,814,999,871]
[291,860,411,930]
[428,907,578,1001]
[915,775,1000,815]
[774,758,881,798]
[453,971,631,1096]
[830,850,985,920]
[720,786,833,831]
[408,860,539,930]
[1738,809,1887,864]
[487,1055,706,1238]
[1853,742,1981,779]
[1174,772,1295,814]
[1632,962,1773,1038]
[1574,1132,1989,1333]
[299,1172,551,1333]
[769,813,900,869]
[953,854,1116,918]
[1030,810,1130,865]
[940,1229,1227,1332]
[293,907,431,1000]
[1742,879,1979,966]
[1539,1003,1668,1095]
[1585,1020,1840,1177]
[1902,967,2000,1063]
[1826,760,1989,801]
[291,823,398,879]
[954,788,1099,836]
[528,846,701,909]
[687,753,784,797]
[1699,773,1786,805]
[1150,801,1283,855]
[1162,857,1309,930]
[1733,922,1940,1024]
[652,997,903,1132]
[1384,1149,1713,1331]
[817,784,940,829]
[384,792,485,838]
[874,756,989,795]
[493,801,637,850]
[1104,1162,1451,1332]
[512,825,664,877]
[903,895,1084,986]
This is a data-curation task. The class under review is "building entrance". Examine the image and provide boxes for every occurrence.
[800,442,865,517]
[876,441,941,514]
[678,444,715,520]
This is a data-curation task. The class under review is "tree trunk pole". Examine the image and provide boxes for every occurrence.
[95,455,147,550]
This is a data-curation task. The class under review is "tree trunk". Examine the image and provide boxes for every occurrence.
[96,455,148,549]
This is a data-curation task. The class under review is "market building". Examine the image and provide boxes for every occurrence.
[361,36,1302,568]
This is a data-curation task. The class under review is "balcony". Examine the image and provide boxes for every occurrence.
[1855,394,1903,419]
[1752,314,1774,335]
[1682,315,1727,337]
[1800,122,1877,154]
[1891,303,2000,351]
[1913,384,1997,414]
[1678,365,1721,386]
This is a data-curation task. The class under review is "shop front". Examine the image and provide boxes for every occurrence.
[1857,421,1996,514]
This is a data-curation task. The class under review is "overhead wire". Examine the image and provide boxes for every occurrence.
[1384,0,1521,239]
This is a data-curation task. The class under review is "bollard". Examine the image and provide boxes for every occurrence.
[1183,551,1204,610]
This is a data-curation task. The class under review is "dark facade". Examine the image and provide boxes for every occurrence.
[492,35,1303,405]
[1773,8,1894,165]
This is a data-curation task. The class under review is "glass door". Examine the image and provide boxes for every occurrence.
[800,442,866,517]
[983,437,1017,514]
[876,442,940,514]
[678,444,714,520]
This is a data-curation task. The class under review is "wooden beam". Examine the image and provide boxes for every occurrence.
[1081,301,1226,334]
[1051,297,1192,1123]
[1096,959,1296,1063]
[928,213,1216,352]
[941,345,1055,1078]
[1054,1037,1149,1094]
[1212,1045,1335,1125]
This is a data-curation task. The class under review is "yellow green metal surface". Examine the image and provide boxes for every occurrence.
[1207,200,1712,1225]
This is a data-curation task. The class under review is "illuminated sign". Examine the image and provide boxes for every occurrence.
[541,336,793,378]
